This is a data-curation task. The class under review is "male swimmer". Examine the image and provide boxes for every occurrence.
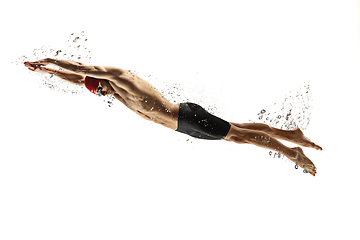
[24,59,322,176]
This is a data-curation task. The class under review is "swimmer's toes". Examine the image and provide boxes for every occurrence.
[293,148,317,176]
[306,141,321,151]
[316,144,323,151]
[305,164,317,176]
[297,132,322,150]
[303,142,320,151]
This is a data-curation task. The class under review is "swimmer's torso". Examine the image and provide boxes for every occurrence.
[109,71,179,130]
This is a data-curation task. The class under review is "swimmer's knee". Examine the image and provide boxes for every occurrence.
[224,127,247,144]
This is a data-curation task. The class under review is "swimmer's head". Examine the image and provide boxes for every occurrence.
[84,76,113,96]
[85,76,101,96]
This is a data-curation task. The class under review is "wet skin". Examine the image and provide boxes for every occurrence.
[24,59,322,176]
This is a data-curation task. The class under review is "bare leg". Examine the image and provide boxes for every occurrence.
[224,125,317,176]
[230,122,322,150]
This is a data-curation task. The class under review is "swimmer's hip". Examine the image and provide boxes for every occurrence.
[176,102,231,140]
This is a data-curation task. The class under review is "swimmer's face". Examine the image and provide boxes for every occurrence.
[96,80,114,96]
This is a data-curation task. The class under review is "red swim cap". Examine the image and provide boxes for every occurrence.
[84,76,101,94]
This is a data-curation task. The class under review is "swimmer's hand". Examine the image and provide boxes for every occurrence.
[24,61,47,72]
[24,58,52,68]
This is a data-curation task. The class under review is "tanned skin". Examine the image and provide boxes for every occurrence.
[24,59,322,176]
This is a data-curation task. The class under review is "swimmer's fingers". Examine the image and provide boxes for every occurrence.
[24,62,37,71]
[24,63,38,71]
[26,58,51,67]
[24,62,49,72]
[24,61,43,68]
[26,61,48,67]
[24,62,33,68]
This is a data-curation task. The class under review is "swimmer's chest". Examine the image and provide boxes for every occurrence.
[110,77,164,111]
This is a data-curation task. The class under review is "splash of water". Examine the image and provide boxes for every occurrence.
[251,81,312,130]
[250,81,313,159]
[13,31,116,108]
[13,31,91,96]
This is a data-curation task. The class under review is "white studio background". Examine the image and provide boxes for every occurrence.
[1,0,360,240]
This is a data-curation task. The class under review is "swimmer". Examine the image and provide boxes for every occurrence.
[24,59,322,176]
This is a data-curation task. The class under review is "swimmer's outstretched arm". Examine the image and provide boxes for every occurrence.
[24,62,85,86]
[27,58,125,81]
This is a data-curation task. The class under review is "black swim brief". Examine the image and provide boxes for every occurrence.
[176,102,231,140]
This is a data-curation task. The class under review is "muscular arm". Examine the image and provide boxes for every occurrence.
[30,58,125,81]
[43,67,85,86]
[24,61,85,86]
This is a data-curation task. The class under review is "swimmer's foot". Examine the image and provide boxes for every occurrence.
[291,147,317,176]
[293,128,322,151]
